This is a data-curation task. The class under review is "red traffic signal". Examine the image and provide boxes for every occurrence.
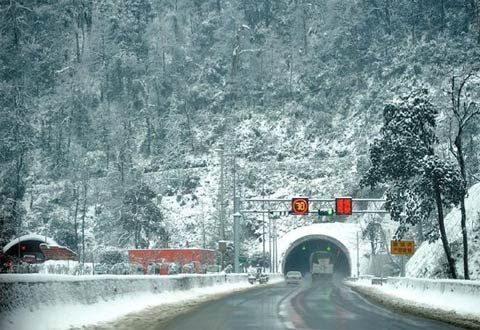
[291,198,309,215]
[335,197,352,215]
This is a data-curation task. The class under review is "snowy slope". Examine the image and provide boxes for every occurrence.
[406,183,480,279]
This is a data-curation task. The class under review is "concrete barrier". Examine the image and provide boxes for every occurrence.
[0,273,282,314]
[385,276,480,298]
[346,276,480,329]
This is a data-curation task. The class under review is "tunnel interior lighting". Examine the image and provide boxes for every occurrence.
[284,238,351,276]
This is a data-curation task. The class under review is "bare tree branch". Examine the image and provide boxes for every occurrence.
[448,118,458,159]
[461,103,479,128]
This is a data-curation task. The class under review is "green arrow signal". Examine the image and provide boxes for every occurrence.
[318,209,335,216]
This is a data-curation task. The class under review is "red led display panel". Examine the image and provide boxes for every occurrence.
[335,197,352,215]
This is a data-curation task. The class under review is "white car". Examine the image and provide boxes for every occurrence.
[285,271,302,284]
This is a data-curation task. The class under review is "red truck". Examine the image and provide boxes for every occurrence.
[128,248,217,274]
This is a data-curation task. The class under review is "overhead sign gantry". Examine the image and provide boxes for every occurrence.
[232,195,388,273]
[240,197,388,215]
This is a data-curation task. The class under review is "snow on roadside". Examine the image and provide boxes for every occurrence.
[346,278,480,328]
[0,276,283,330]
[81,276,285,330]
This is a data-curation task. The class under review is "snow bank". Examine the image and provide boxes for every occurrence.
[385,277,480,315]
[0,273,245,312]
[407,182,480,279]
[347,276,480,328]
[0,273,283,330]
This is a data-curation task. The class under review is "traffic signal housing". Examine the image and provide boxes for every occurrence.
[318,209,335,216]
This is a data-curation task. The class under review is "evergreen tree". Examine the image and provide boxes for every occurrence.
[362,218,385,256]
[119,182,166,248]
[361,90,465,279]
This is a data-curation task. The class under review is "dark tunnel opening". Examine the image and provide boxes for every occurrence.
[283,238,351,279]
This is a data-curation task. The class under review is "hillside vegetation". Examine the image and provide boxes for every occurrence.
[1,0,479,259]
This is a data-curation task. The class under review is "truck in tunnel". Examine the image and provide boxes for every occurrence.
[309,251,334,280]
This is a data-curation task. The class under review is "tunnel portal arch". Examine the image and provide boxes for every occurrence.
[281,234,352,277]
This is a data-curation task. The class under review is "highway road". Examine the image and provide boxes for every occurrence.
[163,279,461,330]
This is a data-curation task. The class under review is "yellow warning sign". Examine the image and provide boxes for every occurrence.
[390,240,415,255]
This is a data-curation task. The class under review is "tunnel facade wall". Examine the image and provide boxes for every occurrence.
[282,234,352,276]
[277,223,368,277]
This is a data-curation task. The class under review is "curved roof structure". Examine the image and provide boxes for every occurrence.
[2,234,58,254]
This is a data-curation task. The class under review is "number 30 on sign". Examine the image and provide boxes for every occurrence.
[291,198,309,215]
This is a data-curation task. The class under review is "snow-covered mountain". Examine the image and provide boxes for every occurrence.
[1,1,479,272]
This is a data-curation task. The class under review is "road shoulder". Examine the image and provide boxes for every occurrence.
[345,281,480,330]
[81,278,284,330]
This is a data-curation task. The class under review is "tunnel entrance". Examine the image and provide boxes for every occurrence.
[283,235,351,278]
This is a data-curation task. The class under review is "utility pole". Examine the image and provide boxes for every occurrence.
[233,148,237,213]
[232,146,241,273]
[269,212,272,272]
[274,218,278,272]
[233,204,240,273]
[356,231,360,278]
[232,148,238,273]
[262,211,266,272]
[217,145,225,240]
[202,218,206,249]
[262,184,266,272]
[43,217,48,247]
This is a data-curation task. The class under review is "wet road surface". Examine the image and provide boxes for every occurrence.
[163,280,461,330]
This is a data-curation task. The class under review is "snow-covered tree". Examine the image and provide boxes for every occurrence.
[361,90,465,279]
[362,218,385,256]
[119,182,166,248]
[447,71,480,279]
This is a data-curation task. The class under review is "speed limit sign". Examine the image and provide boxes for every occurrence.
[291,198,309,215]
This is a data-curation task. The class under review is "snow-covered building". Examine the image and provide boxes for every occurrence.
[2,234,78,263]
